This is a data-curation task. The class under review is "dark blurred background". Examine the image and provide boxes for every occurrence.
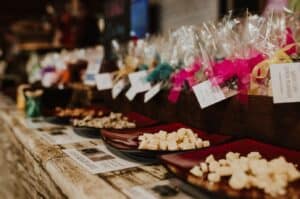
[0,0,268,95]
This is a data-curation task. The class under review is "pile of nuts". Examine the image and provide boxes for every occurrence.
[138,128,210,151]
[55,107,103,118]
[190,152,300,197]
[73,112,136,129]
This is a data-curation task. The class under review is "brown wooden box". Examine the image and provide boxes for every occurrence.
[92,89,300,151]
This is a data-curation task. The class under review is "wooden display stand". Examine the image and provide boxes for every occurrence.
[92,89,300,151]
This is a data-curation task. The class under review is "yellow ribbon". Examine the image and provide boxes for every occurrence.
[112,56,139,83]
[249,43,297,95]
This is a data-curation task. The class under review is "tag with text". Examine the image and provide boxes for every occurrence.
[270,63,300,104]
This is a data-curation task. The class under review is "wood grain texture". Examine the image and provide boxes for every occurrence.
[0,94,169,199]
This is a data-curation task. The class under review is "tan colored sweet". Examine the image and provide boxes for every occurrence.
[229,171,248,190]
[190,166,203,177]
[208,173,221,183]
[200,162,208,172]
[138,128,210,151]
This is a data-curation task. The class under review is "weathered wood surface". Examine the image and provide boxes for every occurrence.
[0,95,169,199]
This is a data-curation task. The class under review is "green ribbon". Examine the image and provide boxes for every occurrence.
[146,63,174,83]
[138,64,149,71]
[25,96,41,118]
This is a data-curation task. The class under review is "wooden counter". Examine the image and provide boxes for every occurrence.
[0,94,209,199]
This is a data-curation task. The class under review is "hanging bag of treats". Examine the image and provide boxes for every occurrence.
[249,12,298,96]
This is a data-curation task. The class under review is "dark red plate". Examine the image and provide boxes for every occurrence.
[160,139,300,199]
[73,112,158,138]
[101,123,232,158]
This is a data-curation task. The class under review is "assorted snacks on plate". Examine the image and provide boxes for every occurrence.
[55,107,104,118]
[138,128,210,151]
[72,112,136,129]
[189,152,300,197]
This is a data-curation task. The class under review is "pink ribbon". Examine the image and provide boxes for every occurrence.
[285,27,296,55]
[207,27,295,103]
[207,53,266,103]
[168,59,202,103]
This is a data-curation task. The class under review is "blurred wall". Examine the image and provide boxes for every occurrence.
[150,0,219,33]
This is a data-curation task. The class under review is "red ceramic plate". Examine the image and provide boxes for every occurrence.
[160,139,300,199]
[101,123,232,158]
[124,112,158,128]
[73,112,158,138]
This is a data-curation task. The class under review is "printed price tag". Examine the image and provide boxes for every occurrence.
[270,63,300,103]
[95,73,113,91]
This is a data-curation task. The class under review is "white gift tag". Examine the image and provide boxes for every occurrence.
[125,87,138,101]
[192,80,225,109]
[128,71,151,92]
[84,47,104,85]
[84,73,96,86]
[112,79,127,99]
[270,63,300,103]
[144,82,162,103]
[87,61,101,74]
[84,60,102,86]
[125,71,151,101]
[95,73,113,91]
[86,46,104,74]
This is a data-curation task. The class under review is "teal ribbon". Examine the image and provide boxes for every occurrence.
[138,64,149,71]
[25,97,41,118]
[146,63,174,83]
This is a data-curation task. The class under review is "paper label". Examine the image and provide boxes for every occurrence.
[84,52,103,85]
[123,179,195,199]
[192,80,226,109]
[128,71,151,92]
[144,83,162,103]
[20,117,59,129]
[125,87,137,101]
[83,73,96,86]
[63,145,139,174]
[270,63,300,103]
[95,73,113,91]
[36,126,92,145]
[126,71,151,101]
[86,58,102,74]
[112,79,127,99]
